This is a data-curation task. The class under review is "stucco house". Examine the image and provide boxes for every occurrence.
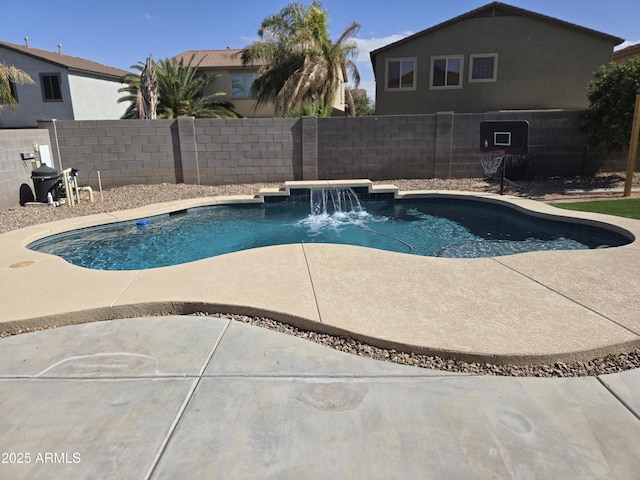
[173,47,351,117]
[613,43,640,64]
[370,2,623,115]
[0,39,128,128]
[172,48,274,118]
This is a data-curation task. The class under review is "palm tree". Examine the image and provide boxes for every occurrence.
[118,62,146,119]
[118,55,239,119]
[350,89,374,116]
[241,1,360,117]
[0,63,34,107]
[139,55,159,119]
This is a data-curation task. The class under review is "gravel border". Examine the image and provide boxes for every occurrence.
[2,172,639,235]
[192,312,640,378]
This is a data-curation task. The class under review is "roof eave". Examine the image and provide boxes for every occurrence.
[0,41,128,79]
[67,67,126,82]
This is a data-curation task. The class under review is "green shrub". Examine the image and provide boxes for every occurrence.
[582,57,640,152]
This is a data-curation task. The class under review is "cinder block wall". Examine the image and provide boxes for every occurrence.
[484,110,592,177]
[317,115,438,180]
[38,119,178,189]
[314,110,591,180]
[0,129,52,210]
[32,110,600,194]
[192,117,301,185]
[38,117,303,189]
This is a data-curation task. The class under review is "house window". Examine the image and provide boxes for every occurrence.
[231,73,255,99]
[10,81,17,102]
[430,55,463,89]
[40,73,63,101]
[1,81,18,104]
[385,58,416,91]
[469,54,498,82]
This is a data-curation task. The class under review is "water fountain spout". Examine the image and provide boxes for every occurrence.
[310,188,363,215]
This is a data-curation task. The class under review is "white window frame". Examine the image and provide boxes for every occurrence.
[469,53,498,83]
[384,57,417,92]
[429,55,464,90]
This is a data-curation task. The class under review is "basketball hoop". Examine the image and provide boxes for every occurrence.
[480,150,505,177]
[479,121,529,195]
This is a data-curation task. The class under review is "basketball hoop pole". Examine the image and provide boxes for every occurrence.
[500,155,506,195]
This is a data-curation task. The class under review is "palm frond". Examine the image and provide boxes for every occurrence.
[0,63,35,107]
[241,1,361,116]
[117,54,239,119]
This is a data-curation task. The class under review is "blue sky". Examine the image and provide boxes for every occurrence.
[3,0,639,100]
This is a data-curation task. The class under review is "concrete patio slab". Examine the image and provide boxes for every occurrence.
[0,316,227,377]
[599,368,640,419]
[0,377,195,480]
[157,355,640,479]
[204,319,459,377]
[1,315,639,479]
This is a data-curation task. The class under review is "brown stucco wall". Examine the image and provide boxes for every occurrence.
[373,14,617,115]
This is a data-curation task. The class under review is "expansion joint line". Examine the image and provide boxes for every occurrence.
[301,244,323,324]
[110,270,142,307]
[144,318,232,480]
[490,257,640,338]
[596,377,640,423]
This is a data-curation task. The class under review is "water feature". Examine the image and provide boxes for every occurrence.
[300,188,372,236]
[310,188,364,215]
[28,188,632,270]
[302,188,415,253]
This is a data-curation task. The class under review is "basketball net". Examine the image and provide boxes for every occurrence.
[480,150,505,176]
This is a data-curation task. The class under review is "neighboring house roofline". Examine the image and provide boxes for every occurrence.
[613,43,640,62]
[172,48,266,69]
[0,40,128,80]
[369,1,625,68]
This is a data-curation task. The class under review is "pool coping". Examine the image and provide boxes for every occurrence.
[2,180,640,365]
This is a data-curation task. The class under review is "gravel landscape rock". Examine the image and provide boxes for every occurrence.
[2,173,639,377]
[2,172,638,234]
[195,313,640,378]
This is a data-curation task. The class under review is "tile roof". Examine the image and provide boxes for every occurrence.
[613,43,640,62]
[0,40,128,79]
[172,49,266,68]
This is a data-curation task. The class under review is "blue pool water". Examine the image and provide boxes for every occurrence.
[28,195,631,270]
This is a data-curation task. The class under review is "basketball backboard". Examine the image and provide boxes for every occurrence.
[480,120,529,154]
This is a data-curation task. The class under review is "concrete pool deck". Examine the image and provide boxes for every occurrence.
[2,188,640,478]
[1,188,639,364]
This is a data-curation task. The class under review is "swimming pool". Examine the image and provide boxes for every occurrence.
[28,190,631,270]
